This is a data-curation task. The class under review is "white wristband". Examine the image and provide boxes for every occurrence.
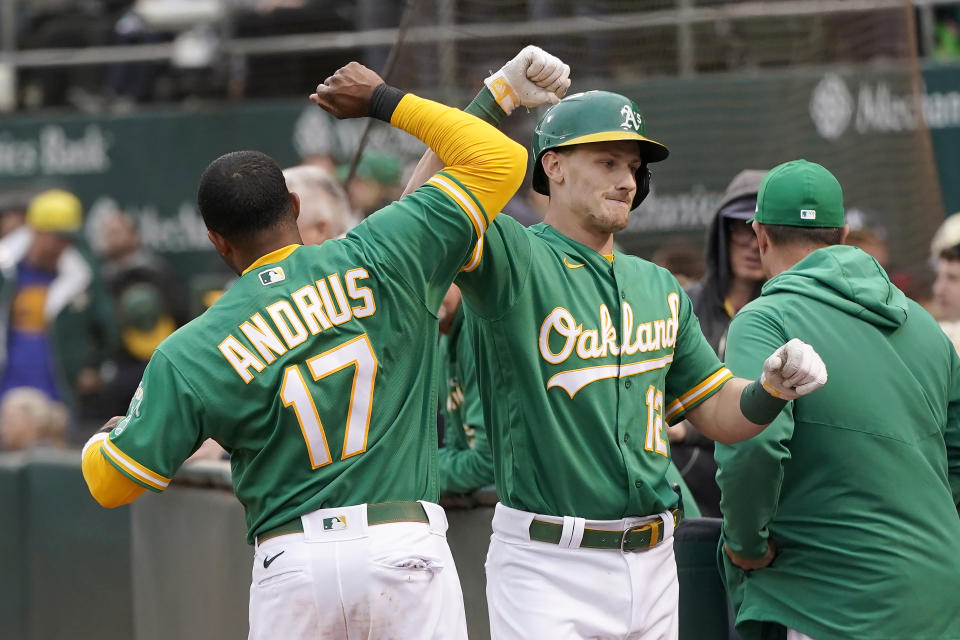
[483,70,520,114]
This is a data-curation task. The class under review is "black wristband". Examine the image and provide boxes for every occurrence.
[739,379,788,425]
[369,83,407,122]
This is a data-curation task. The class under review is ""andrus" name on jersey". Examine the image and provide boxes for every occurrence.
[218,268,376,383]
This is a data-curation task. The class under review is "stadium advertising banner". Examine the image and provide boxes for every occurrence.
[0,102,426,289]
[624,62,948,271]
[0,62,955,286]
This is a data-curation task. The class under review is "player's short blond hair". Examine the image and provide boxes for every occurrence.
[282,165,351,238]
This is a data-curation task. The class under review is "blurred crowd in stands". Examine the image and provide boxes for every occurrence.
[9,1,960,114]
[11,0,361,110]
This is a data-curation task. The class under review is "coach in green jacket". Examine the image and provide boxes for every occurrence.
[717,160,960,640]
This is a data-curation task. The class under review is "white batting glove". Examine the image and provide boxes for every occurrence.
[484,45,571,114]
[759,338,828,401]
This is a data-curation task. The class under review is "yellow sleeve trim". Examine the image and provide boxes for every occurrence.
[81,435,148,508]
[99,437,171,491]
[241,244,301,276]
[391,93,526,227]
[426,175,486,272]
[665,367,733,423]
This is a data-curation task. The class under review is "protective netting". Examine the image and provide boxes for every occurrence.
[361,0,942,288]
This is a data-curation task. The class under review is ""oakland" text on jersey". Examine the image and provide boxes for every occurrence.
[538,292,679,397]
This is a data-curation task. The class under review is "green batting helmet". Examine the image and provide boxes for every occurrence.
[531,90,669,209]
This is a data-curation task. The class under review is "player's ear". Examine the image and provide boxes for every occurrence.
[289,191,301,220]
[207,229,231,259]
[541,150,564,188]
[752,221,768,256]
[839,223,850,245]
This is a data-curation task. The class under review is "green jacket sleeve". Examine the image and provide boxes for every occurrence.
[438,419,495,494]
[946,347,960,506]
[715,306,794,558]
[438,324,494,493]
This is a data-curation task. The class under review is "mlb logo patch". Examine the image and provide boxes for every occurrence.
[322,516,347,531]
[258,267,286,286]
[800,209,817,220]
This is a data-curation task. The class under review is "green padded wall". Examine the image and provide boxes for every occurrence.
[0,454,26,640]
[675,517,731,640]
[446,503,495,638]
[21,449,133,640]
[130,486,251,640]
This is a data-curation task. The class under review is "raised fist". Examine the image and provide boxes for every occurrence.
[760,338,828,401]
[484,45,571,114]
[309,62,385,119]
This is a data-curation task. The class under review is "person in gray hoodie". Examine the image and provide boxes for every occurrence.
[670,170,766,517]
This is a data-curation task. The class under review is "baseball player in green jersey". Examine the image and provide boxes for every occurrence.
[77,56,568,639]
[432,283,703,508]
[404,88,828,637]
[717,160,960,640]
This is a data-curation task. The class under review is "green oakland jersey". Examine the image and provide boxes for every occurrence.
[100,176,490,543]
[458,217,730,519]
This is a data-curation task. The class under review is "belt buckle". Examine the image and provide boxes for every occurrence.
[620,520,655,553]
[620,522,653,553]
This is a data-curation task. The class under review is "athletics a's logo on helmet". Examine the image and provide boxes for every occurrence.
[258,267,286,286]
[620,104,642,132]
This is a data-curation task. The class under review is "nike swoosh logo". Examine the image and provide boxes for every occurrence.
[563,257,584,269]
[263,551,285,569]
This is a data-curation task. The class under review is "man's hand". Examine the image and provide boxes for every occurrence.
[760,338,827,401]
[309,62,385,119]
[666,421,688,443]
[724,540,777,571]
[97,415,125,436]
[484,45,571,114]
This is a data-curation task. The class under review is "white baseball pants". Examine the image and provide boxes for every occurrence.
[486,502,679,640]
[247,501,467,640]
[788,631,816,640]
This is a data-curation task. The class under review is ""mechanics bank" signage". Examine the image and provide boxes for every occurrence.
[810,71,960,139]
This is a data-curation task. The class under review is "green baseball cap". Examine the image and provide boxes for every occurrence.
[749,159,844,228]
